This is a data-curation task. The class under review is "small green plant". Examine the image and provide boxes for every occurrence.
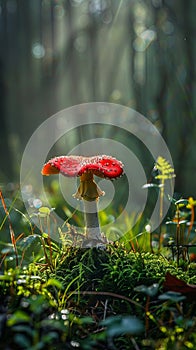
[166,196,196,266]
[154,156,175,251]
[155,156,176,220]
[142,156,176,252]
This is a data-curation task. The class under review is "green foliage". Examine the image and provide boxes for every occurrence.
[0,244,196,349]
[155,156,175,181]
[1,155,196,349]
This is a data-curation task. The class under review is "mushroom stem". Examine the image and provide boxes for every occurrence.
[83,199,102,241]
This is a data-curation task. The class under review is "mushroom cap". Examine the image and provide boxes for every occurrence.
[41,155,123,179]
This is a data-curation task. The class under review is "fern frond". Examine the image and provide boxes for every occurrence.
[155,156,175,181]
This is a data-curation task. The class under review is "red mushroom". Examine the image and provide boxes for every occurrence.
[41,155,124,245]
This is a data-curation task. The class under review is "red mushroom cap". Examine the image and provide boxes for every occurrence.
[41,155,123,179]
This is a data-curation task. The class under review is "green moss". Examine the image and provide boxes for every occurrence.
[52,244,193,297]
[1,243,196,350]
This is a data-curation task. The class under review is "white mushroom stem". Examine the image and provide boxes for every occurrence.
[83,199,102,242]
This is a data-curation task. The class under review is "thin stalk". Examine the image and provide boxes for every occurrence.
[103,299,108,321]
[83,199,102,241]
[145,295,150,337]
[158,181,164,251]
[150,233,154,253]
[47,214,53,265]
[159,181,164,221]
[187,205,194,242]
[176,206,180,267]
[41,237,53,272]
[130,337,140,350]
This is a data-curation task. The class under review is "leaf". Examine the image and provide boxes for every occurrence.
[41,319,67,332]
[79,317,95,325]
[187,197,196,208]
[12,325,33,336]
[165,221,177,225]
[7,311,30,326]
[27,295,48,314]
[168,195,177,204]
[158,291,186,303]
[163,272,196,301]
[1,247,15,254]
[0,274,12,281]
[101,315,144,338]
[46,278,63,290]
[175,199,189,206]
[41,332,59,343]
[178,220,187,225]
[14,334,31,348]
[17,235,39,250]
[142,183,161,189]
[42,232,48,239]
[134,283,159,297]
[39,206,51,217]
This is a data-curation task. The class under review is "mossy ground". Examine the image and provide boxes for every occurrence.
[1,243,196,349]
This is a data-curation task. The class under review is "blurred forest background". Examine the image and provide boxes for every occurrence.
[0,0,195,196]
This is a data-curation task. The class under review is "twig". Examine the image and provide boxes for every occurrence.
[103,299,108,321]
[131,336,141,350]
[68,290,144,309]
